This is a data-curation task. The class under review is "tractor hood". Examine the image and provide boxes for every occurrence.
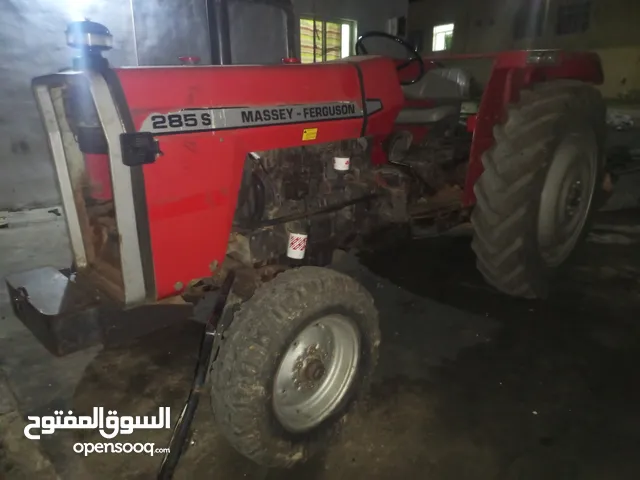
[31,57,404,305]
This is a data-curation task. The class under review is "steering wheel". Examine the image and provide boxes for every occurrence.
[355,31,425,86]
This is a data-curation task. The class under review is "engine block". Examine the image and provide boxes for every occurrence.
[230,139,377,266]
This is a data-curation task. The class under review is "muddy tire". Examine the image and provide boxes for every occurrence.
[471,80,606,299]
[209,266,380,467]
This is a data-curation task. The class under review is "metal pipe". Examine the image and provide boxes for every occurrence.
[249,194,378,230]
[157,271,236,480]
[129,0,139,65]
[251,0,298,58]
[206,0,232,65]
[279,0,297,58]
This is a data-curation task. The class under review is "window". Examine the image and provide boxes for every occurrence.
[513,0,545,39]
[300,18,356,63]
[432,23,454,52]
[556,1,591,35]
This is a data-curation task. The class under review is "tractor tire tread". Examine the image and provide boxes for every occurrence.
[471,80,605,298]
[210,266,379,468]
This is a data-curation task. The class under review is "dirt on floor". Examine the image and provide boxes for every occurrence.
[1,209,640,480]
[0,372,58,480]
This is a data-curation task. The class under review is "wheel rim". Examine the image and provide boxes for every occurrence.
[272,315,361,433]
[537,133,598,267]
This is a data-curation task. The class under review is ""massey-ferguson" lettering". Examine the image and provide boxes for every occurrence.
[302,104,356,119]
[239,103,360,125]
[241,108,294,123]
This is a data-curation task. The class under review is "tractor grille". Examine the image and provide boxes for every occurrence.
[39,75,125,302]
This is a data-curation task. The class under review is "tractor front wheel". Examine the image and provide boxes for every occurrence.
[471,80,606,298]
[209,266,380,467]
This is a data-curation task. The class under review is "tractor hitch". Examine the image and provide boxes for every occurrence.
[157,271,236,480]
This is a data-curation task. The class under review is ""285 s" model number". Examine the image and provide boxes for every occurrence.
[150,112,212,130]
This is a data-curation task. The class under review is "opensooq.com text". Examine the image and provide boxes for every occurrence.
[73,442,170,457]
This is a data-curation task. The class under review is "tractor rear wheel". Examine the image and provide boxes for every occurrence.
[471,80,606,299]
[209,266,380,467]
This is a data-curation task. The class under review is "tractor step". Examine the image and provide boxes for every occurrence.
[5,267,192,356]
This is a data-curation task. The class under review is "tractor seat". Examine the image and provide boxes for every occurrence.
[402,67,471,101]
[396,67,471,125]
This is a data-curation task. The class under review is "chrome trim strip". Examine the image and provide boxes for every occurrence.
[33,84,87,268]
[87,72,146,305]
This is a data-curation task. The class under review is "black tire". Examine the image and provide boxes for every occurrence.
[209,266,380,467]
[471,80,606,299]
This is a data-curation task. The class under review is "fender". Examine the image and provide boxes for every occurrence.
[453,50,604,206]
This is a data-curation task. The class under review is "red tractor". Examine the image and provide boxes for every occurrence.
[6,2,609,473]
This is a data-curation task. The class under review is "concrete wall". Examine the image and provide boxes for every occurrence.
[0,0,137,211]
[0,0,213,211]
[0,0,407,211]
[594,47,640,99]
[409,0,640,53]
[408,0,640,98]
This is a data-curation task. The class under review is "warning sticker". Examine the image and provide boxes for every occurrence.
[302,128,318,141]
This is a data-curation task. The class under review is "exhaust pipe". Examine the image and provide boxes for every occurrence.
[206,0,232,65]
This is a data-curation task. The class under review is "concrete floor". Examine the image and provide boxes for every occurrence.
[2,213,640,480]
[1,132,640,479]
